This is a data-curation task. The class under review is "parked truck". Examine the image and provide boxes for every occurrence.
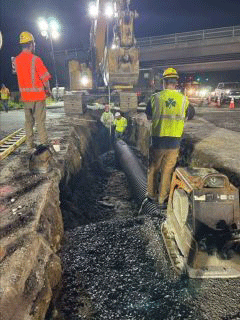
[212,82,240,104]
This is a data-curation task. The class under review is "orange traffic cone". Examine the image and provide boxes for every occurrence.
[229,97,235,109]
[217,97,221,108]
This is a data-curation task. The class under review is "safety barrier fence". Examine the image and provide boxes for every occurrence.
[137,25,240,47]
[54,25,240,59]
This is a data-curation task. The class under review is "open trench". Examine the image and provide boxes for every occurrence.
[46,128,240,320]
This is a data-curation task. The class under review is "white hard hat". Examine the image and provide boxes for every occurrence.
[115,112,121,117]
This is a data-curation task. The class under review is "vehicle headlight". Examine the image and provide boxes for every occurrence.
[225,90,230,94]
[199,89,208,97]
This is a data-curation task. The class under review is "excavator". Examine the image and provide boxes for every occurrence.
[69,0,139,96]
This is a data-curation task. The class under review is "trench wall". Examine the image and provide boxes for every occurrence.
[1,110,240,320]
[0,115,101,320]
[127,112,240,188]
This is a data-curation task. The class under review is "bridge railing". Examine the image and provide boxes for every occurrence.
[137,25,240,47]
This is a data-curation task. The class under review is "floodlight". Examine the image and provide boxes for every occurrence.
[51,30,60,40]
[41,30,48,38]
[105,3,114,18]
[49,18,60,31]
[88,2,98,18]
[38,18,48,31]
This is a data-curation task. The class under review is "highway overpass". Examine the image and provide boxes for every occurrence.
[137,25,240,72]
[54,25,240,86]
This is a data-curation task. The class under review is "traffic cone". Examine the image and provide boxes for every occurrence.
[217,97,221,108]
[229,97,235,109]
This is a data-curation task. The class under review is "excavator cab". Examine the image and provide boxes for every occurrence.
[162,167,240,278]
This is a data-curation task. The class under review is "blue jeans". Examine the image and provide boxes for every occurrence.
[2,100,8,112]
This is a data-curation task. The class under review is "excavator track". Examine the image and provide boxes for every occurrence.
[0,128,26,161]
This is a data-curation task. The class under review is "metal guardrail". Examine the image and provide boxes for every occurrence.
[137,25,240,47]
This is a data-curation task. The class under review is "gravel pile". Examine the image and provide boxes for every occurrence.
[53,150,240,320]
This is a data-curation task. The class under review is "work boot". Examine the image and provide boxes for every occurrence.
[20,143,36,155]
[29,144,52,174]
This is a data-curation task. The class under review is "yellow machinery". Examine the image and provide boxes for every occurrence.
[69,0,139,90]
[102,1,139,87]
[162,167,240,278]
[69,61,93,90]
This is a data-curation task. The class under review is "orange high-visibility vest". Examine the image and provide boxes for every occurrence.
[15,50,51,102]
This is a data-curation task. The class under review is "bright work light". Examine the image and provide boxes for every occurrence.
[88,2,98,18]
[49,18,60,31]
[41,30,48,38]
[51,30,60,40]
[38,18,48,31]
[105,2,114,18]
[81,76,89,86]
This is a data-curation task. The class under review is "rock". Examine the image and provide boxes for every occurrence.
[0,234,61,320]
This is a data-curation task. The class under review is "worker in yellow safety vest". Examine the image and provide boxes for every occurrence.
[100,105,114,130]
[143,67,189,210]
[114,112,128,139]
[1,84,10,112]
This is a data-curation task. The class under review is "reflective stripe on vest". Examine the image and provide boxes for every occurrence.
[15,51,49,102]
[31,55,37,87]
[20,87,44,92]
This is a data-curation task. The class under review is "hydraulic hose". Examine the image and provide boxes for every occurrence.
[114,140,164,218]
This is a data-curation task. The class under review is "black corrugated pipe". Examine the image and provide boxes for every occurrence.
[114,140,165,218]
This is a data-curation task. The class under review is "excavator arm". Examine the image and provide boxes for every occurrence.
[91,0,139,87]
[91,0,108,73]
[68,0,139,90]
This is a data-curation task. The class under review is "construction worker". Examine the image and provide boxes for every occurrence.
[100,105,114,130]
[114,112,128,139]
[144,67,189,209]
[15,31,51,151]
[0,84,10,112]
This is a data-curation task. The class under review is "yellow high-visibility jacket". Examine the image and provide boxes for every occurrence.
[114,117,128,133]
[151,89,189,138]
[1,87,10,100]
[100,111,114,128]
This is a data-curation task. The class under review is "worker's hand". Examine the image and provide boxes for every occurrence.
[45,89,52,97]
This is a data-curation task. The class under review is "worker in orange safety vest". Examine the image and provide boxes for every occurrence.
[15,31,51,151]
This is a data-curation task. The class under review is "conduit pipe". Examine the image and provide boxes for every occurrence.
[114,140,164,218]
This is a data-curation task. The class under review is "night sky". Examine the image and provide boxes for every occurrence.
[1,0,240,89]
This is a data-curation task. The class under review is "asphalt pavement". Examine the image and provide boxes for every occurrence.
[0,106,64,140]
[195,106,240,132]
